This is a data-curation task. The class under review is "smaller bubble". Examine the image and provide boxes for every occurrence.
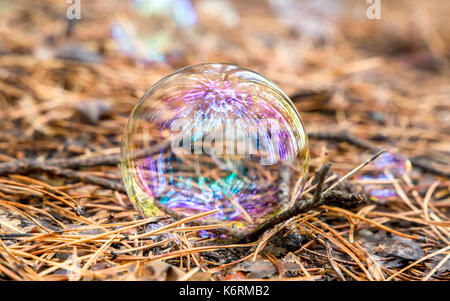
[373,151,411,177]
[358,173,398,202]
[358,151,411,202]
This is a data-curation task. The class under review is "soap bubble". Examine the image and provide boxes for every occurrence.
[121,63,309,232]
[373,152,411,177]
[358,151,412,203]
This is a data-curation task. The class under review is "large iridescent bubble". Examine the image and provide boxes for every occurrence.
[121,63,309,232]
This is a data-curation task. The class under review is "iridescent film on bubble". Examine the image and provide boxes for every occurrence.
[121,63,309,230]
[357,151,412,202]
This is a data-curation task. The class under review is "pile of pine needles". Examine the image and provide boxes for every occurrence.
[0,0,448,281]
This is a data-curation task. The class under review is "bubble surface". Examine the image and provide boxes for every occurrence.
[358,151,412,202]
[121,63,309,231]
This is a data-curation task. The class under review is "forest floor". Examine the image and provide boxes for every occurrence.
[0,0,448,281]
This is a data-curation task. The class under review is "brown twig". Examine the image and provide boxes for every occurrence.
[2,163,127,193]
[1,131,447,178]
[238,163,362,243]
[0,144,167,176]
[308,131,376,151]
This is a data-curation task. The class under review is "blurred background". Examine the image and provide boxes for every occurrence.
[0,0,448,175]
[0,0,449,282]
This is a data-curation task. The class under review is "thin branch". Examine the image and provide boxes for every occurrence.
[308,131,449,178]
[237,163,363,243]
[325,149,386,192]
[0,131,447,178]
